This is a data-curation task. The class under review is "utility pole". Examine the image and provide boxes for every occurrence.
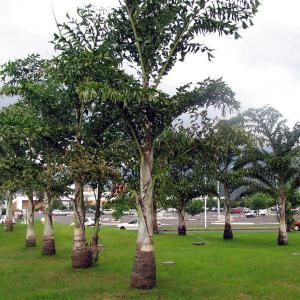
[204,195,207,229]
[217,181,220,220]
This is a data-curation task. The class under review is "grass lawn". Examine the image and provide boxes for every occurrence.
[1,224,300,299]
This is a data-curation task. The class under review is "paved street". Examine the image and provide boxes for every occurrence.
[33,211,281,229]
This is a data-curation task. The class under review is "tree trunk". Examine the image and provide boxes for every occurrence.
[25,191,36,247]
[71,179,92,268]
[131,146,156,289]
[277,178,288,245]
[42,191,56,255]
[4,191,14,231]
[177,203,186,235]
[152,196,159,234]
[91,185,102,265]
[223,186,233,240]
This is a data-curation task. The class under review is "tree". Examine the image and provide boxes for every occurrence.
[85,153,121,264]
[241,106,300,245]
[90,0,260,288]
[186,201,204,216]
[0,102,42,246]
[0,113,23,231]
[155,126,215,235]
[0,6,123,258]
[204,119,252,240]
[246,192,274,211]
[0,55,72,252]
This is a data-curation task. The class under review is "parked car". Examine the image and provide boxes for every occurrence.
[86,208,96,214]
[294,220,300,231]
[53,209,70,216]
[231,208,242,214]
[122,209,137,216]
[102,209,114,215]
[84,217,101,226]
[59,210,70,216]
[245,211,256,218]
[257,209,267,216]
[0,215,16,224]
[117,218,161,230]
[85,217,95,226]
[117,218,139,230]
[166,208,177,213]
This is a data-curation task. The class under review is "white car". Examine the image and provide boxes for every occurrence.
[0,215,16,224]
[102,209,114,215]
[257,209,267,216]
[85,217,101,226]
[52,210,61,216]
[117,218,161,230]
[70,217,100,226]
[85,217,95,226]
[117,218,139,230]
[245,211,256,218]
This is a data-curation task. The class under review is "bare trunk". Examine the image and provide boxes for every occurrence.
[4,191,14,231]
[131,146,156,289]
[42,191,56,255]
[152,196,159,234]
[71,179,92,268]
[91,185,102,264]
[177,203,186,235]
[25,191,36,247]
[277,179,288,245]
[223,186,233,240]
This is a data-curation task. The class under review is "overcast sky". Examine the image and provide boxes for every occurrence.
[0,0,299,126]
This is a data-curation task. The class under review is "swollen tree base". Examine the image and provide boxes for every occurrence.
[131,250,156,289]
[42,237,56,255]
[71,246,93,268]
[277,231,288,246]
[178,225,186,236]
[25,237,36,247]
[223,223,233,240]
[4,220,13,231]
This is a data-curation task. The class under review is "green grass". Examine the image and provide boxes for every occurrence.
[1,224,300,299]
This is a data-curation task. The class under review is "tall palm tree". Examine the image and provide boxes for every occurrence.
[204,119,252,239]
[241,106,300,245]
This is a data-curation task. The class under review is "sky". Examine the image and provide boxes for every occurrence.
[0,0,299,126]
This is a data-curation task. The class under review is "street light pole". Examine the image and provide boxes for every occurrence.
[217,181,220,220]
[204,196,207,229]
[204,176,207,229]
[217,197,220,220]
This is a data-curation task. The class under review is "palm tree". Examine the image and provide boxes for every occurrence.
[106,0,259,288]
[204,119,252,239]
[155,127,214,235]
[4,191,14,231]
[241,106,300,245]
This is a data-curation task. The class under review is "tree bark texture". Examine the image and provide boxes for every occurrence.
[4,191,14,231]
[71,179,92,268]
[42,191,56,255]
[25,191,36,247]
[177,204,186,236]
[223,186,233,240]
[152,197,159,234]
[91,185,102,264]
[131,146,156,289]
[277,178,288,245]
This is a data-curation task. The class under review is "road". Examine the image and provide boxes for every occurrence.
[33,211,280,229]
